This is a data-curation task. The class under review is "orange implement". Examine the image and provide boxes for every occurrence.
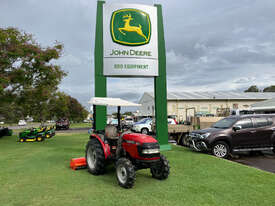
[70,157,87,170]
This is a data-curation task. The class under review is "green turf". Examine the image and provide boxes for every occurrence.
[70,122,92,128]
[0,132,275,206]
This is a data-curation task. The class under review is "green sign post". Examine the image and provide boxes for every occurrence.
[94,0,106,131]
[154,4,170,150]
[94,1,170,150]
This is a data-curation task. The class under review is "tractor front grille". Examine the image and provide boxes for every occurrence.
[137,142,160,158]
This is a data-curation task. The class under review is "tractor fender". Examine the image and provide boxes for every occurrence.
[90,134,111,159]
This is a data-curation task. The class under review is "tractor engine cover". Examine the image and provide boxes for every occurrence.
[122,133,160,161]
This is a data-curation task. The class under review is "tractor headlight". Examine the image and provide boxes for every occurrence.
[142,148,160,154]
[201,133,211,139]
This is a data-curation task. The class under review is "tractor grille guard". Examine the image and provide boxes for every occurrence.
[137,142,160,158]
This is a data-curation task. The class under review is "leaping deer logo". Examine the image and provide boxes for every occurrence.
[118,14,148,41]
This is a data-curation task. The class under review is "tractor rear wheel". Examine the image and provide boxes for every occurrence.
[150,154,170,180]
[85,138,105,175]
[116,158,136,189]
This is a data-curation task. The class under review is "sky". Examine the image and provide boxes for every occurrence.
[1,0,275,111]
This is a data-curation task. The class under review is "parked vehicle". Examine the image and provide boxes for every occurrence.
[0,127,12,138]
[124,117,134,126]
[18,120,27,126]
[132,118,152,135]
[45,125,55,138]
[109,119,118,125]
[83,119,91,123]
[19,127,45,142]
[56,118,70,130]
[230,109,254,116]
[185,114,275,158]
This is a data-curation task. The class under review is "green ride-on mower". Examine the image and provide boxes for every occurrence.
[44,125,55,139]
[86,97,170,189]
[19,127,46,142]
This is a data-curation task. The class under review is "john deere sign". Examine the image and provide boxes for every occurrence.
[95,1,170,150]
[103,4,158,77]
[110,9,151,46]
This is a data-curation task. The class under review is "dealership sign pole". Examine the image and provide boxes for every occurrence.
[94,1,170,150]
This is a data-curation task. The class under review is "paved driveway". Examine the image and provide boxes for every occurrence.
[231,151,275,173]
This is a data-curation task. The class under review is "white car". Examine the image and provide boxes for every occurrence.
[18,120,27,126]
[124,117,134,126]
[132,118,152,134]
[109,119,118,125]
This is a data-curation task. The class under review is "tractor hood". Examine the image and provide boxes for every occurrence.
[123,133,158,144]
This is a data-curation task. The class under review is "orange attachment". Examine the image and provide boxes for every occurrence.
[70,157,87,170]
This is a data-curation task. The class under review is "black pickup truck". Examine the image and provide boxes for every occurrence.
[186,114,275,158]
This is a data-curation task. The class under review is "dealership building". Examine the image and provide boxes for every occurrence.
[138,92,275,121]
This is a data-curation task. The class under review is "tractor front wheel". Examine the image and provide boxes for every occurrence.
[150,154,170,180]
[116,158,136,189]
[85,138,105,175]
[19,138,25,142]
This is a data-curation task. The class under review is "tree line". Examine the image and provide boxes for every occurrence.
[244,85,275,92]
[0,27,88,123]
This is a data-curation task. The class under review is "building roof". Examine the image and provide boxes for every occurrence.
[145,92,275,100]
[251,98,275,111]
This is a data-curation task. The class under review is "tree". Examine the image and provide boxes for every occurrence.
[263,85,275,92]
[244,85,260,92]
[47,92,89,122]
[123,111,133,116]
[67,95,89,122]
[0,27,67,122]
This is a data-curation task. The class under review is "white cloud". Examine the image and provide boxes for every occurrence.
[1,0,275,108]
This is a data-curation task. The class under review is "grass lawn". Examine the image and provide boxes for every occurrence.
[0,132,275,206]
[70,122,92,129]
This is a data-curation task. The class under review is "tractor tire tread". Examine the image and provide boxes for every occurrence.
[116,158,136,189]
[85,138,105,175]
[151,154,170,180]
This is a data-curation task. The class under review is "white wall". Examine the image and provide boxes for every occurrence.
[138,93,155,116]
[139,93,265,120]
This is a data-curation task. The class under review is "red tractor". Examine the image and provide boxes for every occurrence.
[86,97,170,188]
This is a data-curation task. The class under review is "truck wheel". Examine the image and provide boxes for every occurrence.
[178,136,185,146]
[150,154,170,180]
[141,128,149,135]
[85,138,105,175]
[212,141,230,158]
[116,158,136,189]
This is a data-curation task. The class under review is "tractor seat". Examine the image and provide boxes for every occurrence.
[105,125,118,140]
